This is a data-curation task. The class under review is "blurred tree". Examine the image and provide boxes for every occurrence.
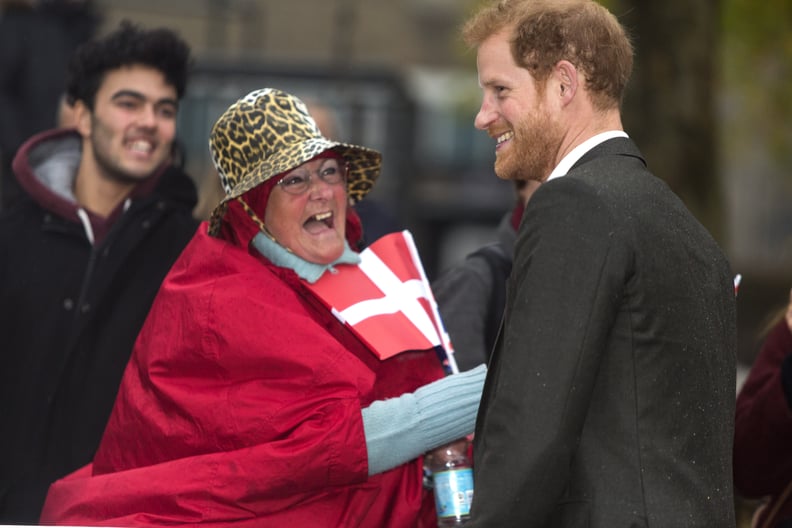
[608,1,723,240]
[721,0,792,174]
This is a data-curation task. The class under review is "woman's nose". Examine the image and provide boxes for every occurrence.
[307,175,334,198]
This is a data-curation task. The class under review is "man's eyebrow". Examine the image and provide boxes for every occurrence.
[156,98,179,109]
[480,78,504,88]
[110,90,178,107]
[110,89,146,101]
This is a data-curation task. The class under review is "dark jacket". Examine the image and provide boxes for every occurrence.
[468,138,737,527]
[0,129,199,523]
[734,318,792,527]
[0,3,97,153]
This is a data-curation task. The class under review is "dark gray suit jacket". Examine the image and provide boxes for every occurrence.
[468,138,737,527]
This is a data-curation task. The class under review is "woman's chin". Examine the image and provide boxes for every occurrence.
[299,240,345,265]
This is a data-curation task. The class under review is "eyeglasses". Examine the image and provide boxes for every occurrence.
[276,162,347,195]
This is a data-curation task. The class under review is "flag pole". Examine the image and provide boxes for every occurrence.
[401,230,460,375]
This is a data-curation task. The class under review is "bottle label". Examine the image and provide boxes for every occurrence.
[433,468,474,519]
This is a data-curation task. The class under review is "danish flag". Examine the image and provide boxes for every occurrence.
[307,230,458,373]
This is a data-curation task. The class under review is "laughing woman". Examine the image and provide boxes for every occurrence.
[40,88,484,527]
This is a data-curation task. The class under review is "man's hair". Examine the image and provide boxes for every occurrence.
[65,20,191,109]
[462,0,633,110]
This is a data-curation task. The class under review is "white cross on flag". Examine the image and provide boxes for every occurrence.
[307,230,458,373]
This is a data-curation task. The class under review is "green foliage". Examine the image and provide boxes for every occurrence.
[722,0,792,166]
[723,0,792,56]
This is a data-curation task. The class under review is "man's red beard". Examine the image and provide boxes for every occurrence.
[494,106,562,182]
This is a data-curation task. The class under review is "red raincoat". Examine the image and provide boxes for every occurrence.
[41,205,444,527]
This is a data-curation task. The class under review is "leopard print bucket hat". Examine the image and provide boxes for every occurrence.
[207,88,381,236]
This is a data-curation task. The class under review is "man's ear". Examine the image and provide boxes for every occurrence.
[72,100,92,138]
[555,60,578,106]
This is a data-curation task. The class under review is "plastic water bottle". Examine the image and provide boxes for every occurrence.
[431,440,474,526]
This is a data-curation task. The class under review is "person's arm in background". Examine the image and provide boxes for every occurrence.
[433,180,539,373]
[734,289,792,498]
[433,254,496,371]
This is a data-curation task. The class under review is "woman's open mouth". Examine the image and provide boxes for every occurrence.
[304,211,334,233]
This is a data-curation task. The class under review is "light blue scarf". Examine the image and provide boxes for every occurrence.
[251,231,361,284]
